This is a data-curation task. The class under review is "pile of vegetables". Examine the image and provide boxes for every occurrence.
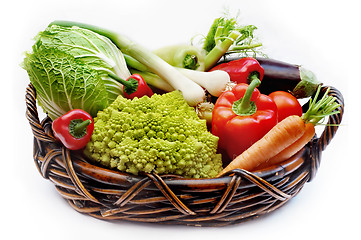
[23,14,340,178]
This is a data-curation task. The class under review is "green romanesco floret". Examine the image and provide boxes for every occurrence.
[84,91,223,178]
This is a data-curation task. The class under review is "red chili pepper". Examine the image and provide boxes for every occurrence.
[211,79,278,161]
[52,109,94,150]
[123,74,153,99]
[209,57,264,84]
[109,73,153,99]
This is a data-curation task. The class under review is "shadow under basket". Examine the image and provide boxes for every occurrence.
[25,83,344,227]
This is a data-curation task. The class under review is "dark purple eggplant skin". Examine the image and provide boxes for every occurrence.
[217,56,303,95]
[256,58,302,95]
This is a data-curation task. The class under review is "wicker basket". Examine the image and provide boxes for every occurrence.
[25,83,344,227]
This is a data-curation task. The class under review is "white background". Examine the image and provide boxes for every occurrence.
[3,0,360,239]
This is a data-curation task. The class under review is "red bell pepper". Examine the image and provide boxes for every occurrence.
[211,78,278,161]
[209,57,264,84]
[52,109,94,150]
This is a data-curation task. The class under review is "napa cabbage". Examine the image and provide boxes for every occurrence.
[23,25,131,120]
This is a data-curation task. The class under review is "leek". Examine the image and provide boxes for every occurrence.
[49,20,206,107]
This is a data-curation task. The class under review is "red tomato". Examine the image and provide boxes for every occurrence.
[269,91,303,122]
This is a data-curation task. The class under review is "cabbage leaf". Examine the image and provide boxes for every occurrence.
[23,25,131,120]
[24,47,109,120]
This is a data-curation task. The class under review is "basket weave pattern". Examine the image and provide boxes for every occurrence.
[25,83,344,226]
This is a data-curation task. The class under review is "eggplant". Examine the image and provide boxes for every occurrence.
[218,56,321,98]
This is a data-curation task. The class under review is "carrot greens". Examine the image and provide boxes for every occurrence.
[302,86,341,125]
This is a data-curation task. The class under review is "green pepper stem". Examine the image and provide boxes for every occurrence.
[183,54,199,70]
[239,76,261,112]
[72,119,91,137]
[233,76,261,116]
[109,73,138,94]
[108,73,131,87]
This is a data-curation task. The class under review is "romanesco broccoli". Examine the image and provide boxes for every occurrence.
[84,91,223,178]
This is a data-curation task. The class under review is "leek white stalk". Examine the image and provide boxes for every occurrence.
[176,68,230,97]
[124,54,231,97]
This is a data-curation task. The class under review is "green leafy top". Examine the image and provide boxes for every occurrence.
[302,86,341,125]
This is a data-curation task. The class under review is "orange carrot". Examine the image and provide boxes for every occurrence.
[254,122,315,170]
[217,115,306,177]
